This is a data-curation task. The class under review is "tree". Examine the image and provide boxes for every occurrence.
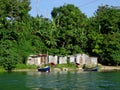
[86,17,104,56]
[31,16,59,54]
[95,5,120,34]
[87,5,120,65]
[0,40,21,70]
[0,0,32,70]
[51,4,88,55]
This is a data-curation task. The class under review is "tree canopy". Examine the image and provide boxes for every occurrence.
[87,5,120,65]
[51,4,88,55]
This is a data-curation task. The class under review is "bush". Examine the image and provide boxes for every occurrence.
[0,66,5,72]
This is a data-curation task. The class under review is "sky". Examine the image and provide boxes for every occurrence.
[29,0,120,19]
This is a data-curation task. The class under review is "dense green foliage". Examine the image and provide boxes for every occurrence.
[87,5,120,65]
[0,1,120,71]
[51,4,88,55]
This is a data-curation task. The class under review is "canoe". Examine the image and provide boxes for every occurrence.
[82,64,98,71]
[38,66,50,72]
[83,67,98,71]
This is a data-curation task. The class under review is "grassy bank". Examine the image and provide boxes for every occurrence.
[12,64,37,71]
[0,66,5,72]
[15,64,37,69]
[14,63,78,72]
[56,63,77,69]
[0,64,37,72]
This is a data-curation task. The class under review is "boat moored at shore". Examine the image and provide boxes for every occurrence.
[38,66,50,72]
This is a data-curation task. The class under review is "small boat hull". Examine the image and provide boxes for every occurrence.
[38,67,50,72]
[82,64,98,71]
[83,67,98,71]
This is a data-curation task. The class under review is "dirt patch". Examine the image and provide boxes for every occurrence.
[100,66,120,72]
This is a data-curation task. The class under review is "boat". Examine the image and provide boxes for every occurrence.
[83,67,98,71]
[82,64,98,71]
[38,66,50,72]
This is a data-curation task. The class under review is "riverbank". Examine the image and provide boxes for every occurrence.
[1,65,120,72]
[52,66,120,72]
[13,66,120,72]
[99,66,120,72]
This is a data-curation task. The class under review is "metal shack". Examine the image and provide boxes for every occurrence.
[27,54,47,66]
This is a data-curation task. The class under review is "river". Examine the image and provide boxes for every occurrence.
[0,71,120,90]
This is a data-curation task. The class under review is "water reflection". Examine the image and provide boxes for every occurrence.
[26,71,97,90]
[0,71,120,90]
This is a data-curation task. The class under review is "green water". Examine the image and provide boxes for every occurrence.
[0,71,120,90]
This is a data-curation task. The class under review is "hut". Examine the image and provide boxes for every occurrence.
[48,55,58,64]
[27,54,47,66]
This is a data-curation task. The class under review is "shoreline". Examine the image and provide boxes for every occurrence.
[1,66,120,72]
[99,66,120,72]
[13,66,120,72]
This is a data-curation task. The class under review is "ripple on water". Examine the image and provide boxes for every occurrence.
[0,71,120,90]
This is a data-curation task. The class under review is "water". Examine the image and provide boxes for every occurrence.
[0,71,120,90]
